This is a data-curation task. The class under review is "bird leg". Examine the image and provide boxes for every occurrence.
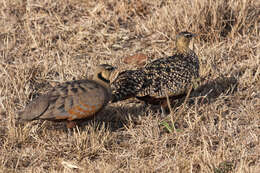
[66,121,78,136]
[160,99,171,117]
[160,90,173,116]
[160,105,168,117]
[66,121,77,129]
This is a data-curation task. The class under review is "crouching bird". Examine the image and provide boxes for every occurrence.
[111,31,200,115]
[18,64,116,128]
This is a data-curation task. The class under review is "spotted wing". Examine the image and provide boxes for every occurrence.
[111,69,148,102]
[139,54,199,98]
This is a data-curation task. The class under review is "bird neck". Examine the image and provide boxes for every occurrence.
[109,70,119,83]
[94,73,110,88]
[176,41,191,54]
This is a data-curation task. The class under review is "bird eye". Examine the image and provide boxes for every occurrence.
[184,33,192,38]
[106,66,115,71]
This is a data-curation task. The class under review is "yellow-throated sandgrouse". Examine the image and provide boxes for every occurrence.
[111,31,200,114]
[18,64,115,128]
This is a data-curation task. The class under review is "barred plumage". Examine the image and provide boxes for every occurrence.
[111,31,200,113]
[18,64,115,128]
[139,42,199,98]
[111,69,148,102]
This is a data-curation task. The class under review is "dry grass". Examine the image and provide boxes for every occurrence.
[0,0,259,172]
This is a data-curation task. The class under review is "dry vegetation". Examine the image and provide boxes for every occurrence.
[0,0,259,172]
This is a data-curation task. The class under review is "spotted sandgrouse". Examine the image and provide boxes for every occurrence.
[111,31,200,114]
[18,64,115,128]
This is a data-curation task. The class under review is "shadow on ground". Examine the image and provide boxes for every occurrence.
[189,75,238,105]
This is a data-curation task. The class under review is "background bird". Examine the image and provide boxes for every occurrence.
[18,64,116,128]
[111,31,200,115]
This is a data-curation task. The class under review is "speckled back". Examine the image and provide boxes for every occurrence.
[139,51,200,98]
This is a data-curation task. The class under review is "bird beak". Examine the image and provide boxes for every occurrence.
[191,33,197,37]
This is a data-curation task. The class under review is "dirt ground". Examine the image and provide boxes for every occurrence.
[0,0,259,172]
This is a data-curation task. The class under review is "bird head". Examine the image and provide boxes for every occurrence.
[93,64,116,87]
[176,31,196,52]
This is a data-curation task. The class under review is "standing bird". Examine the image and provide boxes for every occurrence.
[18,64,116,128]
[111,31,200,115]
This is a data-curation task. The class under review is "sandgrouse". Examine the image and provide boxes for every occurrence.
[18,64,115,128]
[111,31,200,115]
